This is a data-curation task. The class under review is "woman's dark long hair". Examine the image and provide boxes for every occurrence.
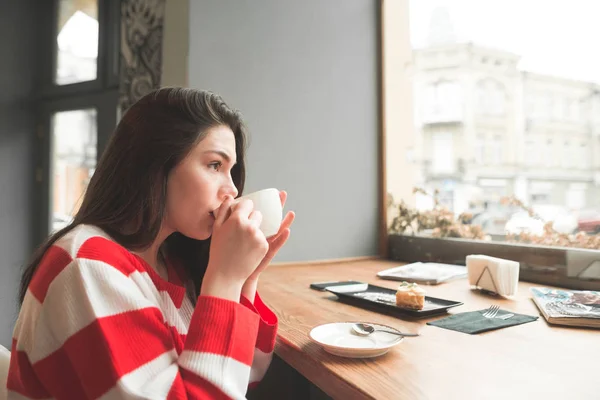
[18,87,247,304]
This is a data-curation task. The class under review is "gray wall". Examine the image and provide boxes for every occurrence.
[0,0,37,347]
[188,0,380,261]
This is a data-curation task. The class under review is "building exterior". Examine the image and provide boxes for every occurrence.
[412,42,600,214]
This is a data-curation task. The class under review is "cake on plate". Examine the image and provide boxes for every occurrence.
[395,281,426,310]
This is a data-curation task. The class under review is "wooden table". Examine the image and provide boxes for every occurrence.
[257,258,599,400]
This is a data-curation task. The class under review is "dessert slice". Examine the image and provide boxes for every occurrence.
[395,281,426,310]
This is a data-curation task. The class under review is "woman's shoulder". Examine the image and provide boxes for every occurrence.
[54,224,117,255]
[50,224,138,274]
[26,225,141,307]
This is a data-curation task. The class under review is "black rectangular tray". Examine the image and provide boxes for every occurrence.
[326,283,463,318]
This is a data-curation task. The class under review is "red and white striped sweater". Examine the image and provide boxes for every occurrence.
[7,224,278,399]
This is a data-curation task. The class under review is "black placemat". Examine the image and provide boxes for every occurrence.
[427,309,538,334]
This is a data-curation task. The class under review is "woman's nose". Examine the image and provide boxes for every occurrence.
[223,180,238,199]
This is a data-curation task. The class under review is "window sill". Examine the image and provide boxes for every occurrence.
[388,233,600,291]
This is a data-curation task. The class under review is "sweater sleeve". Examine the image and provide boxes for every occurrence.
[8,254,260,400]
[240,292,278,388]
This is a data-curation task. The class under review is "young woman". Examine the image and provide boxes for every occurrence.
[7,87,295,399]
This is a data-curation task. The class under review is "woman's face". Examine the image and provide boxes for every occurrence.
[164,125,239,240]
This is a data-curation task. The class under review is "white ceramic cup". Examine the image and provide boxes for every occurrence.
[235,188,283,238]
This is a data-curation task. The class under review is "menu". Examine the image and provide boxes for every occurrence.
[377,262,467,285]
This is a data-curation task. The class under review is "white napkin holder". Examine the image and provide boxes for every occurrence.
[466,255,519,297]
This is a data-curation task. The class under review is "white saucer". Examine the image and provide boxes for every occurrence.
[308,322,404,358]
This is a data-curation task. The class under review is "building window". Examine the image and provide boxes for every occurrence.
[524,140,536,166]
[476,79,506,116]
[474,137,485,165]
[431,132,454,173]
[570,100,580,121]
[562,142,570,168]
[422,81,462,123]
[580,143,590,169]
[490,135,503,165]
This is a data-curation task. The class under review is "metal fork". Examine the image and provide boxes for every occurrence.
[482,305,500,318]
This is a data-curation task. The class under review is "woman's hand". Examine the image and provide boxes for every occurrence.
[242,191,295,300]
[201,196,269,302]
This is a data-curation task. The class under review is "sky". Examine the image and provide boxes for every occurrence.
[409,0,600,83]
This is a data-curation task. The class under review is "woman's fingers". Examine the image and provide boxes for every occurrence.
[279,190,288,208]
[281,211,295,230]
[232,199,254,219]
[248,210,263,230]
[262,228,291,264]
[214,195,234,226]
[267,211,295,244]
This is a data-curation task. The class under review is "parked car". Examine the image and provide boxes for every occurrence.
[470,204,520,237]
[576,208,600,234]
[504,205,578,236]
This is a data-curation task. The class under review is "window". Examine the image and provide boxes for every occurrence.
[422,81,462,123]
[570,100,580,121]
[35,0,120,242]
[55,0,99,85]
[524,140,536,166]
[383,0,600,289]
[474,137,485,165]
[50,109,97,231]
[592,96,600,125]
[537,95,550,120]
[555,98,565,121]
[544,139,554,167]
[476,79,506,116]
[431,132,454,173]
[562,142,570,168]
[490,135,503,165]
[579,143,590,170]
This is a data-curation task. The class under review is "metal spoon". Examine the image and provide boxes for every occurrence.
[351,323,419,337]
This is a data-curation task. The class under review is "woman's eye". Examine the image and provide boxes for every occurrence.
[208,161,222,171]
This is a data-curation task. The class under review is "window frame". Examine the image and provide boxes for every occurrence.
[38,0,120,98]
[34,0,121,246]
[36,90,119,244]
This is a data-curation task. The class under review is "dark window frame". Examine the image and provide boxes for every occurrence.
[34,0,121,246]
[38,0,120,98]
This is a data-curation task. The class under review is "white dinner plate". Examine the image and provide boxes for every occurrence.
[308,322,404,358]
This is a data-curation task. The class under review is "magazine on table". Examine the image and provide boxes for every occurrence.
[530,287,600,328]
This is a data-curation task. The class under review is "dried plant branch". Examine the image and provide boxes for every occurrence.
[388,189,600,250]
[501,195,599,249]
[389,188,487,241]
